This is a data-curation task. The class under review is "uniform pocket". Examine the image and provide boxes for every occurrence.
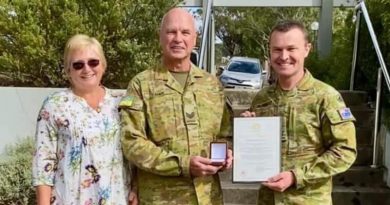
[287,105,323,156]
[253,101,275,117]
[148,92,177,145]
[194,88,224,138]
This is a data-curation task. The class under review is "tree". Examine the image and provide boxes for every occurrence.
[213,6,359,89]
[306,7,356,89]
[0,0,180,88]
[214,7,318,62]
[353,0,390,125]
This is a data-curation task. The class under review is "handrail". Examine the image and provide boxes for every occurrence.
[349,9,361,91]
[358,1,390,91]
[199,0,213,69]
[372,67,382,168]
[352,0,390,167]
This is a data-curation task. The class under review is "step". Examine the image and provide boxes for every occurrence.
[333,166,385,187]
[332,185,390,205]
[356,127,373,145]
[220,166,385,187]
[355,146,373,166]
[221,181,259,205]
[221,182,390,205]
[339,90,368,107]
[352,107,375,128]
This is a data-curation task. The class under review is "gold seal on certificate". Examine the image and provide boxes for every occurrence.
[233,117,281,182]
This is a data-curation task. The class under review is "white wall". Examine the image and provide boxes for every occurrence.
[0,87,128,154]
[0,87,62,154]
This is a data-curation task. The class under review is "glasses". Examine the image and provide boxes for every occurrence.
[72,59,100,70]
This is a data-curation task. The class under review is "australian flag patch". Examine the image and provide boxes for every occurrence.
[338,107,353,120]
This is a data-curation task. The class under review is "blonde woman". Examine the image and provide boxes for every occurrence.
[33,34,135,205]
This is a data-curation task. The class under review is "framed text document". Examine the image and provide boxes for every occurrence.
[233,117,281,182]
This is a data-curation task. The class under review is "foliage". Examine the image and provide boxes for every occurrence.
[214,7,319,62]
[353,0,390,125]
[306,8,355,89]
[0,0,180,88]
[353,0,390,91]
[213,7,358,89]
[0,137,35,205]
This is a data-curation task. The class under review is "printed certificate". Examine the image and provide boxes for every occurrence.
[233,117,281,182]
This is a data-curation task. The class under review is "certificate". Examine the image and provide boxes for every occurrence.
[233,117,281,182]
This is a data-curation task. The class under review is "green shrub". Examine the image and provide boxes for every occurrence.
[0,137,35,205]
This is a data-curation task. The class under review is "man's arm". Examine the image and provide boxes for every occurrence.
[292,92,357,190]
[120,79,190,177]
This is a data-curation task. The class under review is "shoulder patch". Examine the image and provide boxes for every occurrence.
[119,96,135,107]
[338,107,353,120]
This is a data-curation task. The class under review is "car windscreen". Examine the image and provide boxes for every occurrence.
[227,61,260,74]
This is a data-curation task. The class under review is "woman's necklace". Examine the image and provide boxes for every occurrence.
[96,100,103,113]
[95,87,105,113]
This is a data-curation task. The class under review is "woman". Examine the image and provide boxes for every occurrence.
[32,34,134,205]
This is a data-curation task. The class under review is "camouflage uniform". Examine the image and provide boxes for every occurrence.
[251,70,357,205]
[120,64,232,205]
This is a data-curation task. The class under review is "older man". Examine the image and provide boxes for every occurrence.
[120,8,233,205]
[242,20,357,205]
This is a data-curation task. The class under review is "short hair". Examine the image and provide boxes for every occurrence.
[269,20,310,43]
[63,34,107,73]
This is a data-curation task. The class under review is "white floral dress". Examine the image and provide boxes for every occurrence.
[32,88,129,205]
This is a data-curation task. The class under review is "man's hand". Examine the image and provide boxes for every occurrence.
[221,149,233,171]
[190,156,223,177]
[128,189,138,205]
[240,111,256,117]
[262,171,295,192]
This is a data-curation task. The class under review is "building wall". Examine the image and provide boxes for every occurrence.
[0,87,63,153]
[0,87,126,154]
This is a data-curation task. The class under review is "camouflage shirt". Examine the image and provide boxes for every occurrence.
[120,64,232,205]
[251,70,357,205]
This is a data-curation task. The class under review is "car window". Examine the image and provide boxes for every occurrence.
[227,61,260,74]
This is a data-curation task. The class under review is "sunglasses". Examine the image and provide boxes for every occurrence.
[72,59,100,70]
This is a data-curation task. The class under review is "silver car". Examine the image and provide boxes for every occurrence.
[219,57,263,89]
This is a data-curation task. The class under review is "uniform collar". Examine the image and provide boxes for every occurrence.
[272,69,314,96]
[154,63,204,80]
[295,69,314,91]
[153,63,204,93]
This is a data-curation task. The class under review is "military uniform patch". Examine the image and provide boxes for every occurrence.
[338,107,353,120]
[119,96,134,107]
